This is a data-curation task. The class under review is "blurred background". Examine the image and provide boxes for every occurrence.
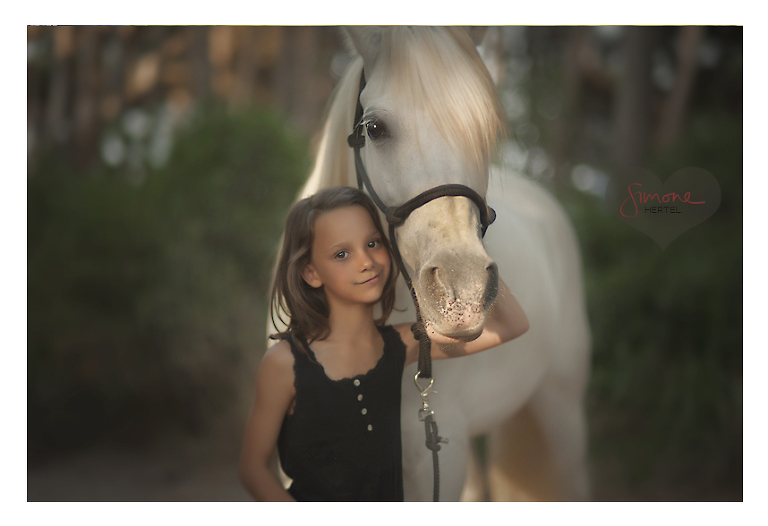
[27,26,742,501]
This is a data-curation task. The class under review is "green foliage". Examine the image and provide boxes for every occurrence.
[28,102,309,455]
[559,109,742,491]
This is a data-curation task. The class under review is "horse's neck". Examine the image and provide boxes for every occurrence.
[299,57,363,198]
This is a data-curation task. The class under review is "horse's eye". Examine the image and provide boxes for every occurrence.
[365,120,387,140]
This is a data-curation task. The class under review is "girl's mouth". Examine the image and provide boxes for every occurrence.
[358,274,380,285]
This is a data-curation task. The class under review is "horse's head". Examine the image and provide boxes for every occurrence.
[344,27,506,343]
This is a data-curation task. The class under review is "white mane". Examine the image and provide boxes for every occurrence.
[301,27,505,198]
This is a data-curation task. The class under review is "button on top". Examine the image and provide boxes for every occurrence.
[353,379,360,387]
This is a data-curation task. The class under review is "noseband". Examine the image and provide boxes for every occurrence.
[346,69,496,501]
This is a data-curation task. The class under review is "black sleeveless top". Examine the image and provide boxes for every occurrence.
[277,325,406,501]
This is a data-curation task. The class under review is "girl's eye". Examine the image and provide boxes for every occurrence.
[368,239,380,249]
[334,251,348,259]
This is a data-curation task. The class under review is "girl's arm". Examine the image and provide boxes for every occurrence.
[238,340,297,501]
[399,278,529,367]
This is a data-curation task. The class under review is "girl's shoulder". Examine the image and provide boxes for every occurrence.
[259,338,296,379]
[252,338,297,406]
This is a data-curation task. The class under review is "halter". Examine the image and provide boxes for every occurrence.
[346,69,496,501]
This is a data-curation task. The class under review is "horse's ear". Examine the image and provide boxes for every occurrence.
[464,26,489,47]
[343,26,384,68]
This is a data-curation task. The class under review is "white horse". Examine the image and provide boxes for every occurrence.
[296,26,591,501]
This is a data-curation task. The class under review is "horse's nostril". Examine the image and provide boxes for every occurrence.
[430,266,445,289]
[486,262,499,284]
[429,266,440,286]
[427,266,457,302]
[484,262,499,306]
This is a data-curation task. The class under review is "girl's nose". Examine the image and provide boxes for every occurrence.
[359,253,373,270]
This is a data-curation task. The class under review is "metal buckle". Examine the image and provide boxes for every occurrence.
[414,372,435,421]
[413,373,434,396]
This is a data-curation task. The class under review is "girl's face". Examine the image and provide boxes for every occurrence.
[302,205,391,309]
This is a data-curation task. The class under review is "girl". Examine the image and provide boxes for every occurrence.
[238,186,528,501]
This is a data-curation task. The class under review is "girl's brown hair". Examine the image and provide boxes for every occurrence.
[269,187,399,348]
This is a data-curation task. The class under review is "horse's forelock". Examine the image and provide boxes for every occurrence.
[382,27,505,177]
[308,27,504,195]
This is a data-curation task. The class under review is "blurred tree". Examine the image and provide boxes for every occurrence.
[612,26,657,168]
[28,102,309,459]
[517,25,742,498]
[654,26,705,149]
[27,26,344,171]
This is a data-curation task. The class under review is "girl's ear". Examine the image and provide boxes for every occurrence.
[302,264,323,289]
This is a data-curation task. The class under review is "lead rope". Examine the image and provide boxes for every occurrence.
[389,217,448,503]
[347,68,494,501]
[347,69,445,501]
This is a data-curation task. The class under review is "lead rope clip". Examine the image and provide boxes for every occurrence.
[414,373,449,444]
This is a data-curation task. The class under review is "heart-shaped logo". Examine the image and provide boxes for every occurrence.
[605,167,721,249]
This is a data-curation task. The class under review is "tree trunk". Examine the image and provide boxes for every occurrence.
[611,26,657,168]
[45,26,74,147]
[273,26,320,130]
[74,26,101,168]
[190,26,211,99]
[654,26,705,149]
[551,26,591,190]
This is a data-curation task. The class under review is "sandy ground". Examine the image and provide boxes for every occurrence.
[28,426,252,502]
[27,414,741,502]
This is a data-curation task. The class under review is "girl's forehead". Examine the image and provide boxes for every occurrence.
[313,205,378,242]
[316,205,372,225]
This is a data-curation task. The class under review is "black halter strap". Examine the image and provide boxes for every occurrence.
[347,71,496,238]
[346,68,496,360]
[346,68,496,502]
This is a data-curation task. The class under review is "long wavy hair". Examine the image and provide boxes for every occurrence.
[269,187,399,351]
